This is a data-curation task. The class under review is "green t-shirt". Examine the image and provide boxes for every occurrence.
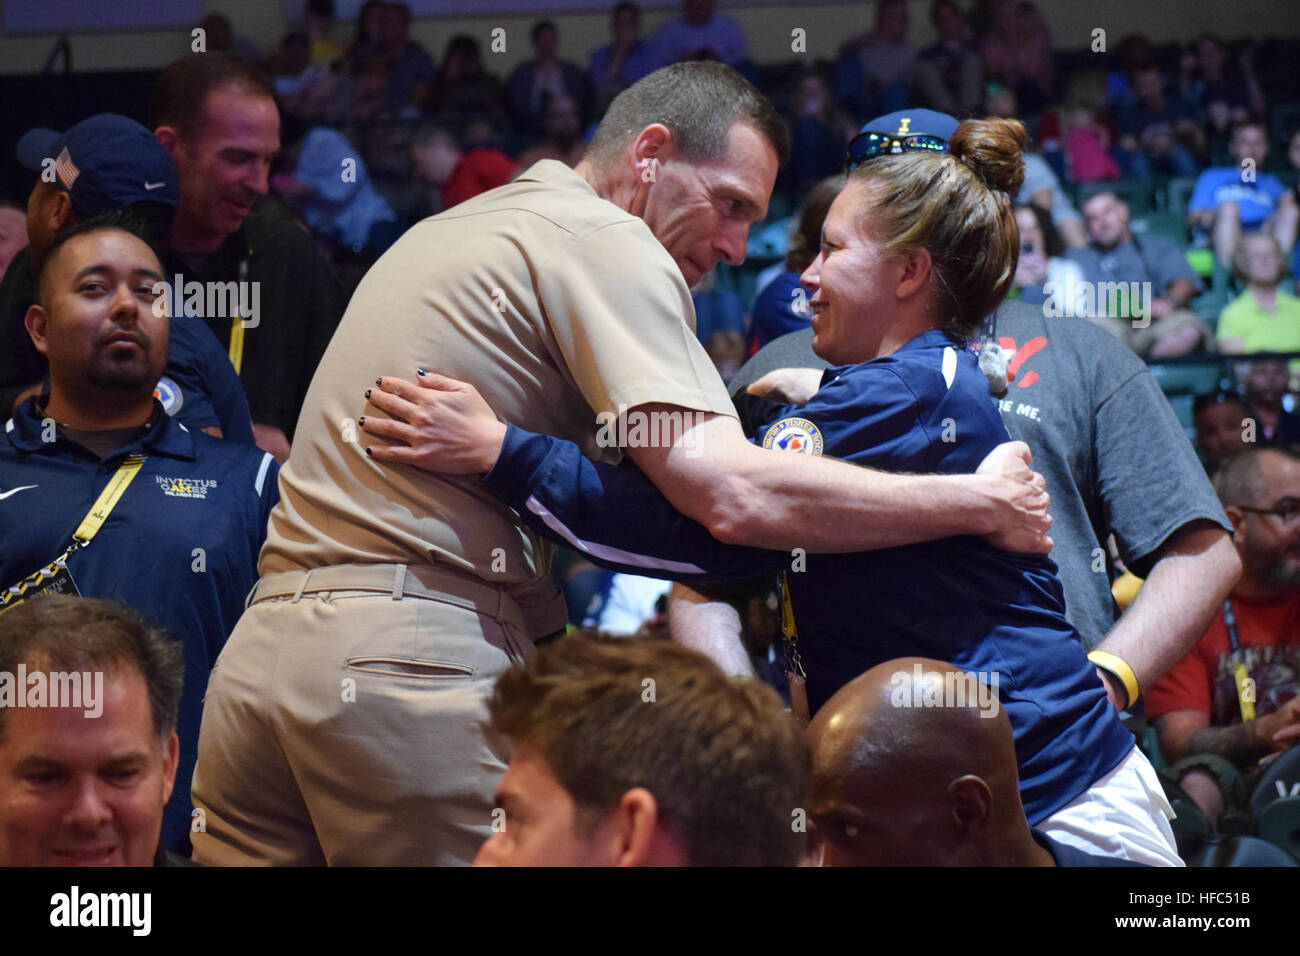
[1216,290,1300,353]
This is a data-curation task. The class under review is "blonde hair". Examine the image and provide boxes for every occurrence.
[1231,232,1287,286]
[849,118,1027,341]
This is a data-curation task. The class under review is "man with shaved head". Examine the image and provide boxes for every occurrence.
[808,658,1148,866]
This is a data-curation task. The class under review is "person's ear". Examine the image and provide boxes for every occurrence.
[604,787,661,866]
[948,774,993,836]
[48,191,74,235]
[1224,504,1246,538]
[161,730,180,805]
[895,246,933,302]
[154,126,182,160]
[24,304,50,357]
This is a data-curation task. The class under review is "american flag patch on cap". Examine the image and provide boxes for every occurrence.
[54,147,80,190]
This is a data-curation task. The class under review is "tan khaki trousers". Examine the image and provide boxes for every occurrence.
[191,564,561,866]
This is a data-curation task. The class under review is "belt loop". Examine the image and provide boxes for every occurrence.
[392,564,406,600]
[292,569,312,604]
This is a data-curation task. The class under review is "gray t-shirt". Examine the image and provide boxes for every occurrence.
[730,301,1231,649]
[1068,235,1198,296]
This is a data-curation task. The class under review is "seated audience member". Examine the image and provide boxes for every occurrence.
[808,658,1148,866]
[473,634,810,866]
[0,202,26,281]
[1040,71,1123,185]
[1216,233,1300,357]
[1178,35,1265,149]
[0,597,187,867]
[782,70,851,203]
[589,3,658,112]
[150,53,347,461]
[373,1,437,114]
[411,126,517,215]
[0,114,254,445]
[1070,190,1207,357]
[272,125,399,258]
[516,94,587,169]
[272,32,320,99]
[651,0,750,69]
[426,34,509,125]
[839,0,917,116]
[1018,150,1087,250]
[0,214,279,854]
[1240,358,1300,445]
[977,0,1053,114]
[1189,119,1295,268]
[1193,390,1252,476]
[196,12,260,61]
[1113,62,1201,187]
[750,174,843,350]
[1147,448,1300,827]
[303,0,343,67]
[507,21,591,141]
[915,0,982,116]
[1012,203,1085,306]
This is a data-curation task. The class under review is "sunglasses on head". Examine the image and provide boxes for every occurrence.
[845,131,950,170]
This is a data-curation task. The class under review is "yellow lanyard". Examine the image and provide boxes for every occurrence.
[228,318,244,375]
[1222,599,1256,723]
[227,258,249,375]
[0,455,146,611]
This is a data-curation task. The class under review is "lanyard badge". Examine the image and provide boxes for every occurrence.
[0,455,146,614]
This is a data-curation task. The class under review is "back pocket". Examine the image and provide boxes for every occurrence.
[345,656,476,680]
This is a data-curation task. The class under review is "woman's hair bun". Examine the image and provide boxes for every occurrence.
[949,118,1027,196]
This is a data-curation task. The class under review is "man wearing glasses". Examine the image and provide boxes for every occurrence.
[1147,446,1300,829]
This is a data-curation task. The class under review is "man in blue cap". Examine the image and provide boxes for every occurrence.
[0,113,254,445]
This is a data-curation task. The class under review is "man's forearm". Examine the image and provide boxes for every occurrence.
[668,583,755,678]
[702,445,1002,551]
[1183,723,1259,766]
[1095,523,1240,690]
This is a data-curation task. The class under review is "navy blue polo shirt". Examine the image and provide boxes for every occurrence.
[481,330,1136,823]
[0,398,278,852]
[158,317,256,446]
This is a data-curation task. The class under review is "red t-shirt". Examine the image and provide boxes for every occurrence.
[443,149,518,210]
[1146,591,1300,725]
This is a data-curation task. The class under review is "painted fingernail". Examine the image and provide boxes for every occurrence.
[358,417,365,427]
[365,446,373,457]
[364,388,371,399]
[375,377,383,386]
[416,368,427,376]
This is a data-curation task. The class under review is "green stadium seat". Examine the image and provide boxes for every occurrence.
[1255,796,1300,863]
[1164,176,1199,220]
[1148,361,1227,397]
[1131,211,1189,244]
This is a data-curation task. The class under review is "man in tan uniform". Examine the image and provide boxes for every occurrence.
[192,63,1051,866]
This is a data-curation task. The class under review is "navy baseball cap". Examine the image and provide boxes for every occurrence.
[16,114,180,217]
[847,109,959,170]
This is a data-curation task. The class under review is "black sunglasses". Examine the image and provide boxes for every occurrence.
[845,131,950,171]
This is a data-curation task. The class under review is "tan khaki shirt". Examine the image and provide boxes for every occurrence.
[260,161,735,625]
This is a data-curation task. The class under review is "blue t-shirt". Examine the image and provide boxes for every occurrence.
[0,399,278,852]
[481,329,1136,823]
[1189,168,1286,229]
[161,317,256,446]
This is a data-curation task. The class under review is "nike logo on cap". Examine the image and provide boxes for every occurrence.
[144,181,166,190]
[0,485,37,500]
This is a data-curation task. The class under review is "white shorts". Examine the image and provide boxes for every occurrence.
[1037,744,1184,867]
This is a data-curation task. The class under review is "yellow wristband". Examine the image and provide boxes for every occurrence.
[1088,650,1139,709]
